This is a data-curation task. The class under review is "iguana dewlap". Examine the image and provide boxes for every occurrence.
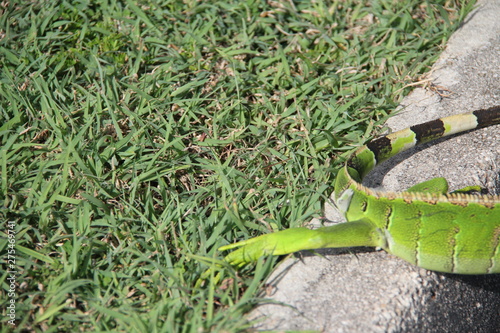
[220,106,500,274]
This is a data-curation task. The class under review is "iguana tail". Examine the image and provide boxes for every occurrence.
[337,106,500,187]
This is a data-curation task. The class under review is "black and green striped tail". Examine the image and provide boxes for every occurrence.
[348,105,500,180]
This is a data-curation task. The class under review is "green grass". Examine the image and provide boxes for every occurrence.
[0,0,475,331]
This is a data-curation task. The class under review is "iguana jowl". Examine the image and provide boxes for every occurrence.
[220,106,500,274]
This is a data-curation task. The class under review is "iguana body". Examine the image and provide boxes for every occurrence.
[220,106,500,274]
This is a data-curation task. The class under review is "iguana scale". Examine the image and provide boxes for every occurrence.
[220,106,500,274]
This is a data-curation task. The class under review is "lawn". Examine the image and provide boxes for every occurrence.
[0,0,475,332]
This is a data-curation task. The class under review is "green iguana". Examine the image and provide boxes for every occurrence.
[220,106,500,274]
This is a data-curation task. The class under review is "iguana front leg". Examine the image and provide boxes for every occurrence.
[220,177,452,266]
[221,178,488,266]
[220,221,383,266]
[406,177,483,194]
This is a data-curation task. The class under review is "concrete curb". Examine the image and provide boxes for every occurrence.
[250,1,500,331]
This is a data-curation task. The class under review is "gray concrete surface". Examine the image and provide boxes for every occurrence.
[250,0,500,332]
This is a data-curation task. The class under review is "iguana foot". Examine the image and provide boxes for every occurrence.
[220,221,381,266]
[219,228,317,267]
